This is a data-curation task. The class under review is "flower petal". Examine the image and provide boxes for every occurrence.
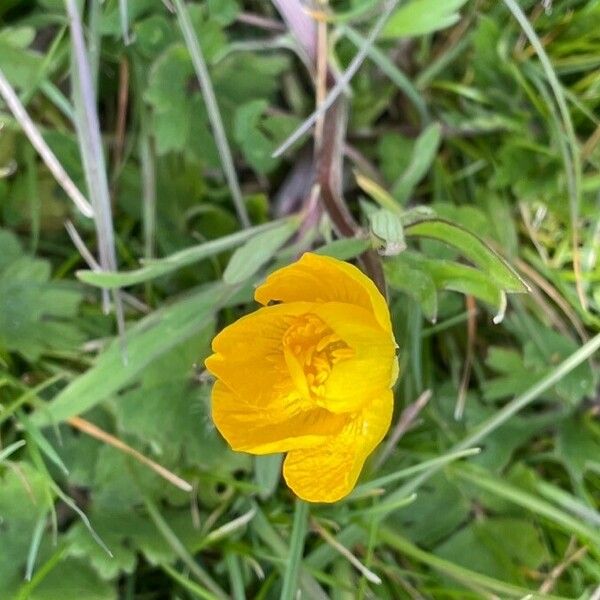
[211,380,347,454]
[311,302,398,413]
[255,253,392,334]
[205,302,313,404]
[282,389,394,502]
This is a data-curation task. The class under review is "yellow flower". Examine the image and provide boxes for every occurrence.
[205,253,398,503]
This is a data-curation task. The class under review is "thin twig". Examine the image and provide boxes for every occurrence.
[272,0,401,158]
[0,68,94,218]
[67,416,192,492]
[311,518,381,585]
[538,538,587,594]
[314,2,328,147]
[375,390,432,470]
[237,11,286,32]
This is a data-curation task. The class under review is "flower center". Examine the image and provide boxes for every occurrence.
[282,314,354,403]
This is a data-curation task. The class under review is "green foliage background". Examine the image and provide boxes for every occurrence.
[0,0,599,598]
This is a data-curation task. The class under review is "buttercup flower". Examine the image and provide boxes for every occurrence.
[205,253,398,502]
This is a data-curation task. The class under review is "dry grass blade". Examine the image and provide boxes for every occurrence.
[67,416,192,492]
[66,0,126,346]
[375,389,432,470]
[538,538,587,595]
[272,0,401,158]
[312,518,381,585]
[0,68,94,218]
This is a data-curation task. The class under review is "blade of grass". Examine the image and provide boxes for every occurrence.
[0,68,94,218]
[161,563,220,600]
[535,480,600,528]
[66,0,126,342]
[196,509,256,551]
[172,0,250,228]
[138,86,156,260]
[25,513,47,581]
[251,503,328,600]
[454,465,600,550]
[119,0,132,45]
[30,285,223,426]
[16,545,67,600]
[349,448,480,500]
[87,0,102,96]
[76,218,293,288]
[27,438,112,557]
[144,497,228,600]
[502,0,585,310]
[378,528,569,599]
[280,500,310,600]
[19,410,69,476]
[342,25,428,124]
[0,440,26,462]
[0,373,66,427]
[225,553,246,600]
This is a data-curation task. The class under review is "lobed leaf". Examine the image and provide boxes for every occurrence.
[405,218,528,293]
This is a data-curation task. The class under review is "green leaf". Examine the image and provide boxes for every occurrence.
[556,416,600,484]
[435,517,548,585]
[314,238,371,260]
[30,285,226,426]
[355,172,400,214]
[381,0,469,39]
[77,219,290,289]
[392,123,442,203]
[384,255,437,322]
[0,229,83,361]
[483,322,596,405]
[114,376,214,467]
[405,219,528,293]
[387,252,507,321]
[223,218,299,284]
[113,333,241,473]
[234,100,300,174]
[24,558,117,600]
[145,44,195,155]
[208,0,240,26]
[391,473,471,546]
[0,462,53,593]
[66,506,209,582]
[369,209,406,256]
[0,27,43,89]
